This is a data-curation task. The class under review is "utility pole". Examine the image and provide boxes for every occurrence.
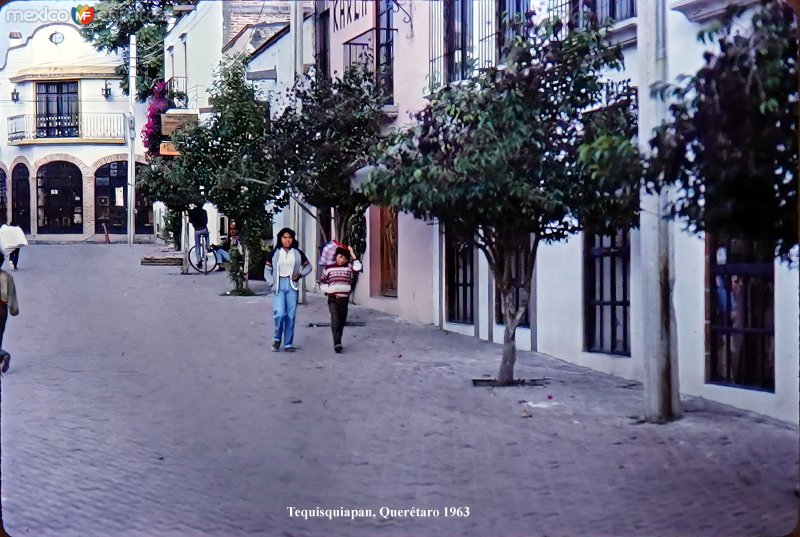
[290,0,307,302]
[637,0,680,422]
[785,3,800,536]
[127,34,137,245]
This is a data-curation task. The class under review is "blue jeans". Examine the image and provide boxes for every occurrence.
[214,248,231,264]
[194,228,209,263]
[273,277,298,348]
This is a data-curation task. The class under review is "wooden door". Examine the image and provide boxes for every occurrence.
[380,206,398,297]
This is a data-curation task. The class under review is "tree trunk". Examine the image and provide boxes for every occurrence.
[497,287,521,385]
[243,244,250,291]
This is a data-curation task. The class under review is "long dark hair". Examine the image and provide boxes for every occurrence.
[276,227,299,250]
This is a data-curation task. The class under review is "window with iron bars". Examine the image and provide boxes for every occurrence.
[429,0,473,89]
[548,0,636,27]
[431,1,530,93]
[445,233,475,324]
[342,1,395,104]
[495,0,530,60]
[707,236,775,392]
[584,229,631,356]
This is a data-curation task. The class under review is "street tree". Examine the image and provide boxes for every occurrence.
[171,55,289,292]
[82,0,188,100]
[648,0,797,259]
[270,63,388,255]
[365,12,642,384]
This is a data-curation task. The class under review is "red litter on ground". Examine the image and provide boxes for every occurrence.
[547,394,553,400]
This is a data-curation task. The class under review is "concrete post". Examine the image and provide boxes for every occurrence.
[637,0,679,422]
[127,34,137,245]
[785,3,800,535]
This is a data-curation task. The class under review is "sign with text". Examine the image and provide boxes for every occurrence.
[159,142,181,156]
[332,0,371,32]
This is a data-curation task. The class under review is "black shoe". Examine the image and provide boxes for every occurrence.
[334,344,343,353]
[284,347,295,353]
[271,341,280,352]
[1,354,10,373]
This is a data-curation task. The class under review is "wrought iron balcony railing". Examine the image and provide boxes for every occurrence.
[7,113,127,143]
[167,76,188,108]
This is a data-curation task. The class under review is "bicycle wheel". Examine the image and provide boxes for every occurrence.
[188,244,218,273]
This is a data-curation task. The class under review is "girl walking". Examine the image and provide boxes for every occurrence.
[265,228,312,352]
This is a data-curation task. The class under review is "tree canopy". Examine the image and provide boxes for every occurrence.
[270,63,388,254]
[163,55,287,289]
[366,11,642,383]
[648,0,797,260]
[82,0,189,100]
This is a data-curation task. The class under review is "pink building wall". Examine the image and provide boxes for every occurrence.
[324,0,435,324]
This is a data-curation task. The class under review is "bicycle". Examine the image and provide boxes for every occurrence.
[187,233,218,274]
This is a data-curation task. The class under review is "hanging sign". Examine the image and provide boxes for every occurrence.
[160,142,181,156]
[115,187,124,207]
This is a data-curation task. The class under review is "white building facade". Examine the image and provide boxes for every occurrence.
[0,3,151,241]
[425,0,798,424]
[159,0,294,244]
[304,0,436,322]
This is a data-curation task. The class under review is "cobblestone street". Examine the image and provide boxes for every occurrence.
[0,244,797,536]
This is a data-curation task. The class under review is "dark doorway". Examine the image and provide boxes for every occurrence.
[94,162,153,235]
[11,164,30,233]
[94,161,127,234]
[37,161,83,234]
[0,168,7,225]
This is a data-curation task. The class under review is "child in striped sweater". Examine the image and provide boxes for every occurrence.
[319,246,363,353]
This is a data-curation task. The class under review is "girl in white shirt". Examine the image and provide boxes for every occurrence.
[264,228,312,352]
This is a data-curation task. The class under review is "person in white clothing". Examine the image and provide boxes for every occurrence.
[264,228,312,352]
[0,221,27,270]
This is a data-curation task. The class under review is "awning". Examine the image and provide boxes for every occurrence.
[10,65,122,83]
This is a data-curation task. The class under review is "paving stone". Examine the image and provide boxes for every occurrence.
[0,244,796,536]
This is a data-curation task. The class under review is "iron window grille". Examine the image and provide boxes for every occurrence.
[494,235,531,328]
[445,233,475,324]
[583,230,631,356]
[494,0,530,62]
[707,236,775,391]
[430,0,473,89]
[548,0,636,27]
[342,1,395,103]
[35,81,79,138]
[376,0,395,102]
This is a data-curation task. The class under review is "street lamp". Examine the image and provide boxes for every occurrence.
[10,87,19,103]
[101,81,112,99]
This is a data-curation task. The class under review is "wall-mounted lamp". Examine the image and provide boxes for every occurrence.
[10,87,19,103]
[101,81,112,99]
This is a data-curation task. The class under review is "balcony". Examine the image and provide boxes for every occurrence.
[7,113,127,145]
[167,75,188,108]
[343,28,395,106]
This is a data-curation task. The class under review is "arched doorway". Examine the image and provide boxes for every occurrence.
[11,164,30,233]
[36,161,83,234]
[94,161,152,235]
[0,168,7,225]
